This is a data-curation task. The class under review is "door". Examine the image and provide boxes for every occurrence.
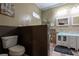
[76,36,79,50]
[32,25,48,56]
[56,35,62,45]
[61,36,69,47]
[68,36,76,49]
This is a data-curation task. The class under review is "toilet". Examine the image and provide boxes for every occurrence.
[1,35,25,56]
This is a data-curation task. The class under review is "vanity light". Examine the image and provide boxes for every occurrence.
[32,12,40,19]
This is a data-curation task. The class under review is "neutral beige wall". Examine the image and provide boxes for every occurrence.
[42,3,79,32]
[0,3,41,26]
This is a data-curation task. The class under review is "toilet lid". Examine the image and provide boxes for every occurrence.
[9,45,25,52]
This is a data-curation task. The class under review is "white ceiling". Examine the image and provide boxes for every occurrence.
[36,3,65,10]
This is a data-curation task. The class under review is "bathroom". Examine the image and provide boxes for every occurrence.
[0,3,79,56]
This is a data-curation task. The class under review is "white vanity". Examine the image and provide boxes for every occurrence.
[56,32,79,50]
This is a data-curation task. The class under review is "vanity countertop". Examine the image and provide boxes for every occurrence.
[57,32,79,36]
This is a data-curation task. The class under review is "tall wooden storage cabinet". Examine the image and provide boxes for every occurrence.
[18,25,48,56]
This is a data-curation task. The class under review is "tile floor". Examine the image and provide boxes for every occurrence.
[49,43,79,56]
[24,43,79,56]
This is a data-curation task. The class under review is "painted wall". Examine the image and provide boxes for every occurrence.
[42,3,79,32]
[0,3,41,26]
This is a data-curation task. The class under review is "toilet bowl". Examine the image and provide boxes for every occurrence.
[1,35,25,56]
[9,45,25,56]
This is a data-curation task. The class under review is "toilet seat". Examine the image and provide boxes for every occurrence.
[9,45,25,56]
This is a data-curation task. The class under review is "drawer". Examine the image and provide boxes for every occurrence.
[69,36,76,49]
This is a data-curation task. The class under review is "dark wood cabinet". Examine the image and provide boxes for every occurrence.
[18,25,48,56]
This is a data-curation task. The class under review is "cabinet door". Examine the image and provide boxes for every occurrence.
[69,36,76,49]
[61,36,69,47]
[76,36,79,50]
[32,25,48,56]
[56,35,62,45]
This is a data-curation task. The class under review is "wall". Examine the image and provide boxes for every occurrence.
[42,3,79,32]
[0,3,41,26]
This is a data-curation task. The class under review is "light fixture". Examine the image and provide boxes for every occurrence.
[32,12,40,19]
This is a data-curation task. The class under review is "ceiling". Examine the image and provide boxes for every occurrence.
[36,3,65,10]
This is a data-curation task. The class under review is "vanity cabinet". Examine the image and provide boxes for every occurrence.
[57,36,69,47]
[57,32,79,50]
[18,25,48,56]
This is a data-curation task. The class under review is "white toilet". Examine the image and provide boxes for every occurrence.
[1,35,25,56]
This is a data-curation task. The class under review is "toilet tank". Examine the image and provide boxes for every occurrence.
[1,36,18,48]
